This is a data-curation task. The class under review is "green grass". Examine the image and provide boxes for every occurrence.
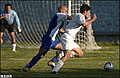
[0,43,119,78]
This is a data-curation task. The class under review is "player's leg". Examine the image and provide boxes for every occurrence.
[70,42,84,57]
[0,24,6,45]
[8,25,16,52]
[50,41,62,62]
[52,50,71,74]
[23,48,48,72]
[51,46,84,74]
[23,37,52,72]
[72,48,84,57]
[49,41,84,69]
[51,41,62,50]
[51,35,72,74]
[47,41,63,68]
[47,42,60,67]
[47,50,64,69]
[51,40,83,60]
[51,42,62,61]
[10,32,16,52]
[53,42,64,61]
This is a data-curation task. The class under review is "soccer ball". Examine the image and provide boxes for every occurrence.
[104,62,114,72]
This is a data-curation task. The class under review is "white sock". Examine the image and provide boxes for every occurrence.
[12,44,16,51]
[70,51,75,57]
[52,60,64,72]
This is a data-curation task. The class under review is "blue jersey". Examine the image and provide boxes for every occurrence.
[40,13,67,50]
[44,13,67,41]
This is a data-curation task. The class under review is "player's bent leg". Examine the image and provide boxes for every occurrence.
[61,50,71,63]
[72,48,84,57]
[70,42,84,57]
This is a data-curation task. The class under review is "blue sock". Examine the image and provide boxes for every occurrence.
[25,54,42,68]
[51,55,57,62]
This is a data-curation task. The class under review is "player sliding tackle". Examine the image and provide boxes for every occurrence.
[23,5,72,72]
[51,4,97,74]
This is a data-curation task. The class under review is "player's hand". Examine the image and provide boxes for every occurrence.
[17,27,22,34]
[4,13,9,18]
[91,13,97,21]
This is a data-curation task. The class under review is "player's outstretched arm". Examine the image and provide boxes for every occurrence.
[83,13,97,26]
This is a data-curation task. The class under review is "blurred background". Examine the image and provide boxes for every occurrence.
[0,0,119,48]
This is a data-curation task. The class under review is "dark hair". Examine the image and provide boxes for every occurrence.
[80,4,91,13]
[5,3,12,9]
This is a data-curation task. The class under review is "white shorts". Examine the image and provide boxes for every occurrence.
[60,33,80,50]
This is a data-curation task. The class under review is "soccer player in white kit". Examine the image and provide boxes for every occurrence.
[51,4,97,74]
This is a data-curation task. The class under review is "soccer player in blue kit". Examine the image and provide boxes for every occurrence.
[23,5,72,72]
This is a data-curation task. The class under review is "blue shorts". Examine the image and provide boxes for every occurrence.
[40,37,60,51]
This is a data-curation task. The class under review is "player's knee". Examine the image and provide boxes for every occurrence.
[0,39,3,45]
[78,52,84,57]
[38,48,48,56]
[38,52,46,57]
[51,41,61,50]
[81,52,84,56]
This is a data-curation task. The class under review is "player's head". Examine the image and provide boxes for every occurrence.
[80,4,91,19]
[5,3,12,13]
[58,5,68,14]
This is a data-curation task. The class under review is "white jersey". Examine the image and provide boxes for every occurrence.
[60,13,85,50]
[65,13,85,39]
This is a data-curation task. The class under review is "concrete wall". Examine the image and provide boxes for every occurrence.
[90,1,119,42]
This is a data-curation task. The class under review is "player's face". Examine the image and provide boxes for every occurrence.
[61,7,68,14]
[85,10,90,19]
[5,6,11,13]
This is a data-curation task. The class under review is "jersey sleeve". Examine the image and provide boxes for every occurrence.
[13,10,21,27]
[57,13,67,22]
[73,13,85,25]
[78,14,85,24]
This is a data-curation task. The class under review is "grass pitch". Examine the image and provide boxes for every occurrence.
[0,42,119,78]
